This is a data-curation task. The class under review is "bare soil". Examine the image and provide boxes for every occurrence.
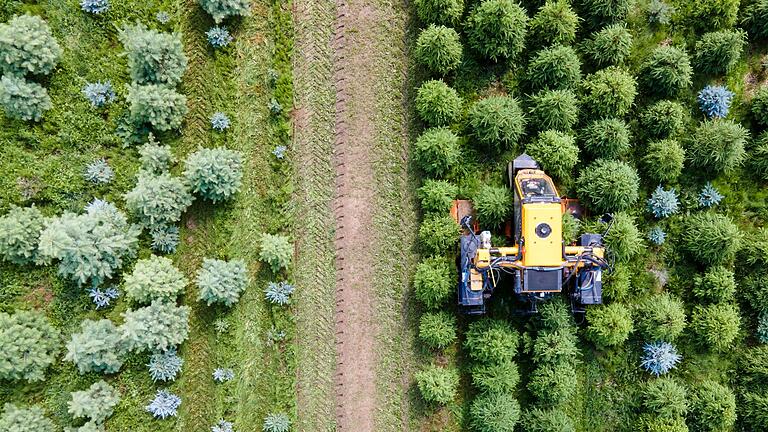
[332,0,381,428]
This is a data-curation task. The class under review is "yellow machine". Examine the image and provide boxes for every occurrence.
[457,154,609,314]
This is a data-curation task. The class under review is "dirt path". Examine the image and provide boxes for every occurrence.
[330,0,380,428]
[294,0,413,427]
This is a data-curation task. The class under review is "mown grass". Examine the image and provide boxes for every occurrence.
[0,0,296,429]
[290,0,339,427]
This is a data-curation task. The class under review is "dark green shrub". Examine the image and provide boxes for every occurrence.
[415,80,462,126]
[119,24,187,87]
[528,1,578,48]
[639,100,687,140]
[739,228,768,271]
[418,179,458,214]
[126,84,188,131]
[741,274,768,313]
[576,0,633,29]
[688,380,736,432]
[414,0,464,25]
[692,267,736,303]
[521,408,575,432]
[415,25,463,75]
[0,75,52,122]
[636,293,686,341]
[528,362,577,405]
[680,0,738,32]
[527,45,581,91]
[642,377,688,419]
[0,14,61,77]
[532,329,579,364]
[576,159,639,213]
[640,46,693,97]
[469,392,521,432]
[638,416,689,432]
[469,95,526,152]
[691,304,740,351]
[751,86,768,128]
[580,118,631,159]
[414,256,454,309]
[413,127,460,177]
[471,361,520,394]
[525,130,578,179]
[585,303,633,348]
[604,264,631,302]
[743,0,768,39]
[742,392,768,431]
[527,89,578,132]
[562,212,580,245]
[419,311,457,349]
[466,0,529,62]
[580,66,636,119]
[537,298,574,332]
[0,311,60,382]
[687,119,747,175]
[694,30,746,75]
[415,365,459,404]
[419,214,460,254]
[683,212,741,266]
[473,184,513,227]
[584,24,632,66]
[465,319,519,364]
[751,131,768,181]
[643,139,685,183]
[604,212,642,263]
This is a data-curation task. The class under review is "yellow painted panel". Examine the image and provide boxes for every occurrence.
[522,202,563,266]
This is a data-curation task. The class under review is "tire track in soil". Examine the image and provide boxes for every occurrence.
[331,0,390,430]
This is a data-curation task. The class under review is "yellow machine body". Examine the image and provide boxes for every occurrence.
[456,154,609,314]
[520,202,562,266]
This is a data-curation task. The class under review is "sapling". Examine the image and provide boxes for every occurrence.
[264,281,295,306]
[641,341,681,376]
[647,186,679,218]
[145,390,181,419]
[213,367,235,382]
[82,82,116,107]
[210,112,231,131]
[148,348,183,382]
[81,0,109,13]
